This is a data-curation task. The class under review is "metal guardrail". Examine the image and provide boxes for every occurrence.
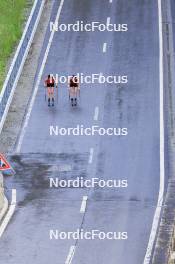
[0,0,45,133]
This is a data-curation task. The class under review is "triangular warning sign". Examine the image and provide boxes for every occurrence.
[0,154,11,171]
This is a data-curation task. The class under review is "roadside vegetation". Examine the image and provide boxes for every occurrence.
[0,0,31,91]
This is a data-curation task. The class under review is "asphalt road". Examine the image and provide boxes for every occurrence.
[171,0,175,46]
[0,0,162,263]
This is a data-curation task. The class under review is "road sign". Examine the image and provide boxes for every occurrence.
[0,154,11,171]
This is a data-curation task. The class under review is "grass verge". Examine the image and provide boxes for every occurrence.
[0,0,32,91]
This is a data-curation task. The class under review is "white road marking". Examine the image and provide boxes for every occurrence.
[16,0,65,153]
[80,196,88,213]
[89,148,94,164]
[107,17,111,25]
[0,196,8,222]
[103,43,107,53]
[143,0,165,263]
[109,0,113,3]
[65,245,76,264]
[0,189,16,238]
[94,106,99,121]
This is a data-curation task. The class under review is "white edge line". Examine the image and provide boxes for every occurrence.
[94,106,99,121]
[143,0,164,263]
[65,245,76,264]
[0,189,16,238]
[80,195,88,213]
[16,0,65,153]
[103,43,107,53]
[88,148,94,164]
[0,0,45,135]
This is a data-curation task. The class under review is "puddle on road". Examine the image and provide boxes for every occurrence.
[3,153,88,206]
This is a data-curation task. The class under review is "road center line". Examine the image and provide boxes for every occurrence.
[0,189,16,238]
[65,245,76,264]
[103,43,107,53]
[88,148,94,164]
[143,0,165,263]
[16,0,65,153]
[107,17,111,25]
[94,106,99,121]
[80,196,88,213]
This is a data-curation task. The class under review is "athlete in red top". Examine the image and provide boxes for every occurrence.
[68,75,80,106]
[44,74,56,106]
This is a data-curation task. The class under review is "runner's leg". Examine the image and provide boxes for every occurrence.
[52,96,54,106]
[48,97,50,106]
[74,97,77,106]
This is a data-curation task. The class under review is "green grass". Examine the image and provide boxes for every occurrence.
[0,0,29,91]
